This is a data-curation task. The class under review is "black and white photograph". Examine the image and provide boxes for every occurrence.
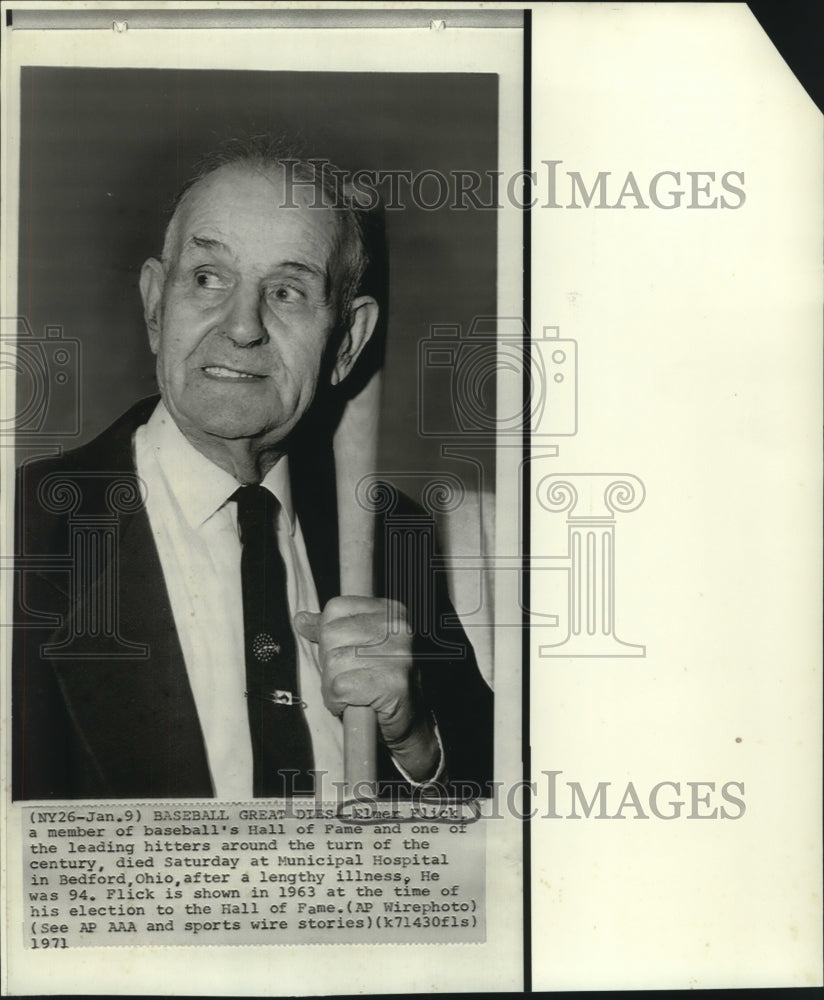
[11,67,501,803]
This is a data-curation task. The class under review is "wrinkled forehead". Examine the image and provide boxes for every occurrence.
[165,162,343,266]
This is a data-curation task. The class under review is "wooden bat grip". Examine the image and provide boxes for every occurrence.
[343,705,378,797]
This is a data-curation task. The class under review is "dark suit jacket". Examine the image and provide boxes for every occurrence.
[12,397,493,800]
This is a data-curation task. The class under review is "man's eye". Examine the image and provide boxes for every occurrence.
[269,285,304,304]
[195,271,226,290]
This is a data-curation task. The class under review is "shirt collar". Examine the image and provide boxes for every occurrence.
[143,400,296,533]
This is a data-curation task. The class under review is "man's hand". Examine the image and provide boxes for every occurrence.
[293,596,440,783]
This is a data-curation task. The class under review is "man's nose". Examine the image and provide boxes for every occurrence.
[223,286,268,347]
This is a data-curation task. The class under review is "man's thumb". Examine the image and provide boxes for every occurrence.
[293,610,321,643]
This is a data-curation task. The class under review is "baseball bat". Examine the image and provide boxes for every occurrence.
[333,367,381,799]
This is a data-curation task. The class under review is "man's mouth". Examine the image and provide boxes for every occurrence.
[202,365,264,381]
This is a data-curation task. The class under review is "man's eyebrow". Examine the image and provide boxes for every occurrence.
[274,260,326,280]
[181,235,230,254]
[180,240,324,280]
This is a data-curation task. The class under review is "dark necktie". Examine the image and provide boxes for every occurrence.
[233,484,314,796]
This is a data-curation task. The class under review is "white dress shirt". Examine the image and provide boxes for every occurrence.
[134,400,344,800]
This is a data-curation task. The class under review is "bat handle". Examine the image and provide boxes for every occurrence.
[343,704,378,799]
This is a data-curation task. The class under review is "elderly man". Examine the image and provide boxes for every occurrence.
[12,138,493,800]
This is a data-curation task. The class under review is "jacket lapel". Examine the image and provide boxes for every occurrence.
[45,398,213,797]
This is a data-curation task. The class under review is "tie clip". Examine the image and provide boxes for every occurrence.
[246,688,307,709]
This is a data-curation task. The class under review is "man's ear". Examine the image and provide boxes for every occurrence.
[139,258,166,354]
[331,296,379,386]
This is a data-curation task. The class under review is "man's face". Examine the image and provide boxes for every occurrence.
[141,164,359,453]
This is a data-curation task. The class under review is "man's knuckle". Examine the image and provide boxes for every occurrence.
[321,598,344,623]
[326,644,353,671]
[329,673,349,699]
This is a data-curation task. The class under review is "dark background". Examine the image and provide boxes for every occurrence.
[17,67,498,498]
